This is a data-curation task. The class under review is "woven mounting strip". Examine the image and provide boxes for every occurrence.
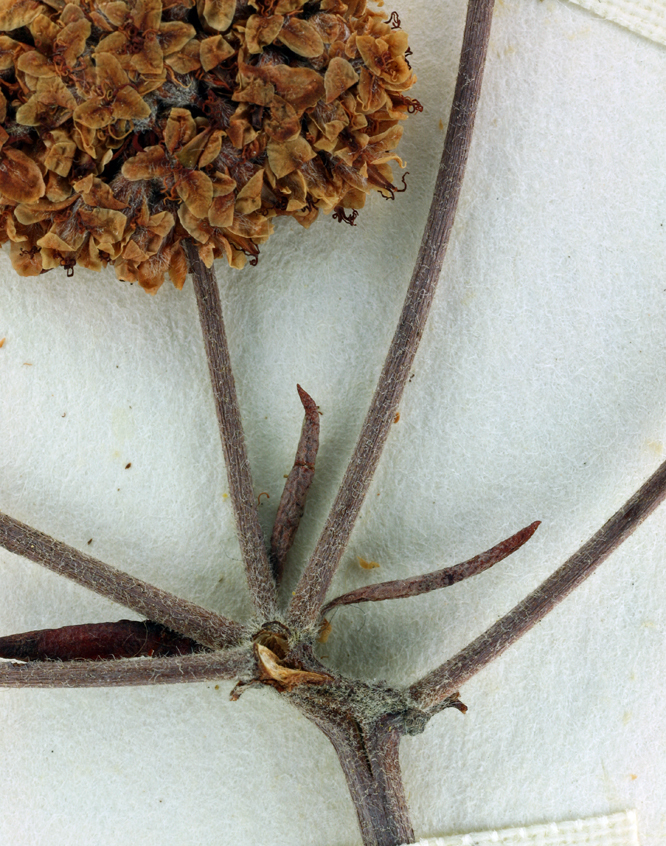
[408,810,639,846]
[567,0,666,46]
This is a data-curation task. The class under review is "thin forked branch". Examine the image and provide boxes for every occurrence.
[322,521,540,614]
[186,241,277,619]
[409,456,666,710]
[0,512,244,650]
[0,646,254,689]
[288,0,497,630]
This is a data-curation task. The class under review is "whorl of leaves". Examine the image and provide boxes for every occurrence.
[0,0,417,292]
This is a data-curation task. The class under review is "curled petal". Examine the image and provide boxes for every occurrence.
[130,31,163,75]
[37,230,81,252]
[29,14,60,54]
[277,17,324,59]
[97,1,129,28]
[159,21,196,56]
[357,67,387,113]
[95,51,130,89]
[324,56,358,103]
[168,240,188,289]
[165,39,201,73]
[74,176,128,210]
[0,0,43,30]
[0,148,46,203]
[113,86,151,121]
[175,129,212,168]
[95,30,129,60]
[73,98,113,129]
[165,107,198,153]
[200,0,236,32]
[211,170,237,196]
[356,32,412,86]
[44,138,77,176]
[122,146,169,180]
[131,0,161,30]
[77,206,127,247]
[9,239,42,275]
[208,192,235,228]
[235,169,264,215]
[76,234,104,272]
[176,169,213,218]
[56,18,91,67]
[266,65,325,113]
[200,34,234,71]
[16,50,56,77]
[0,34,20,70]
[198,129,224,168]
[245,14,283,53]
[267,135,316,179]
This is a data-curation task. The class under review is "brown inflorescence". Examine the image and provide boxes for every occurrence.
[0,0,417,292]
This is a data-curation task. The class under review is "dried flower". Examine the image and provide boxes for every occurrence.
[0,0,418,292]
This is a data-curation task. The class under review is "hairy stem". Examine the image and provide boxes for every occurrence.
[0,511,244,650]
[409,456,666,709]
[186,241,277,618]
[0,646,254,689]
[288,0,497,630]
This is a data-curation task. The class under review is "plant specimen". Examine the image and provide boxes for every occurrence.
[1,0,665,845]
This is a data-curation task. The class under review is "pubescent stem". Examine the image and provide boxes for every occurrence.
[409,455,666,710]
[185,241,278,619]
[0,645,254,688]
[288,0,498,631]
[0,511,244,650]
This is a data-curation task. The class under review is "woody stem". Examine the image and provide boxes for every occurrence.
[288,0,498,630]
[185,241,277,618]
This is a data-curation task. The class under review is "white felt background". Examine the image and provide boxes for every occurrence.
[1,1,665,844]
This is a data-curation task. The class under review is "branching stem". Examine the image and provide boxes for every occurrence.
[409,455,666,709]
[288,0,498,630]
[0,511,244,649]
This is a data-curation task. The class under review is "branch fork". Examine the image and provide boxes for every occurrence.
[1,1,665,844]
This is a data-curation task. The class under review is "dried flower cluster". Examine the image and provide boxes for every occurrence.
[0,0,418,292]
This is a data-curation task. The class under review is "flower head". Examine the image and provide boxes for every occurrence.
[0,0,417,292]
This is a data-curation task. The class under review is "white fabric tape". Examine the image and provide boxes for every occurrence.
[409,811,639,846]
[567,0,666,46]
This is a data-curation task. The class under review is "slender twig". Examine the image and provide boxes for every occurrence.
[270,385,320,584]
[288,0,497,630]
[409,456,666,710]
[0,646,254,689]
[0,512,244,649]
[185,241,277,619]
[322,521,540,614]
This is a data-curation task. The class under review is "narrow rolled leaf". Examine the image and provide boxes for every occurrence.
[0,620,203,662]
[323,522,541,613]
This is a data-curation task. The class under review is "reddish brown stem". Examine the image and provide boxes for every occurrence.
[270,385,320,583]
[0,646,254,688]
[409,456,666,710]
[185,240,277,618]
[0,511,244,650]
[288,0,497,631]
[322,521,540,614]
[0,620,203,662]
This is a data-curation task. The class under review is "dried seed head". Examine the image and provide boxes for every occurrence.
[0,0,417,292]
